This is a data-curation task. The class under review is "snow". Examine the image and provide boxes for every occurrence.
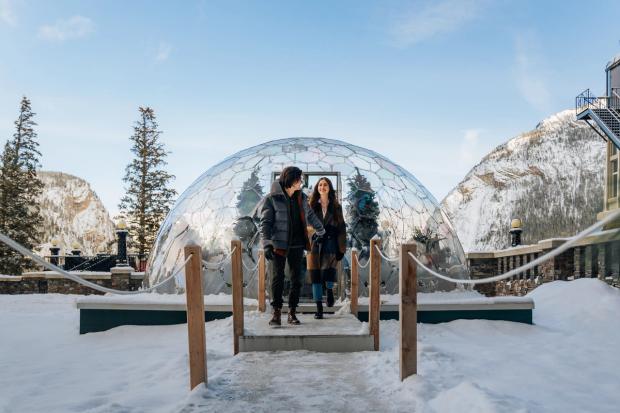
[35,171,116,257]
[76,292,258,306]
[1,279,619,412]
[357,290,532,306]
[441,109,606,252]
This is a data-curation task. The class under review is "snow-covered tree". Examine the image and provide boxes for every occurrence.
[236,168,264,217]
[119,107,177,258]
[345,167,379,251]
[0,97,43,275]
[233,168,264,255]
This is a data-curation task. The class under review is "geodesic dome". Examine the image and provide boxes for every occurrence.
[145,138,469,296]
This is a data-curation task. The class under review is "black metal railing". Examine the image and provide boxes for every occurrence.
[42,253,143,272]
[576,89,605,114]
[576,88,620,114]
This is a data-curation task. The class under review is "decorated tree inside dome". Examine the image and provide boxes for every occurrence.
[345,167,379,253]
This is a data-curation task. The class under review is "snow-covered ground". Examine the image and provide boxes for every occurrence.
[1,279,619,412]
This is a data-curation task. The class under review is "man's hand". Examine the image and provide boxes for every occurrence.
[264,245,274,261]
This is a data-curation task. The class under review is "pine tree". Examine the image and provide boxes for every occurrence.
[236,168,264,216]
[0,97,44,275]
[233,168,264,251]
[119,107,177,259]
[345,167,380,251]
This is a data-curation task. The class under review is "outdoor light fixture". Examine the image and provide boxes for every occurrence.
[510,218,523,247]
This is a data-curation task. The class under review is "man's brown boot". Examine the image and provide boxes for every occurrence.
[269,308,282,326]
[287,308,301,325]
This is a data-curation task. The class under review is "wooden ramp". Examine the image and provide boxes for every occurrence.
[239,312,374,353]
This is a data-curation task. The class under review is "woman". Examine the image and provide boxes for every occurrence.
[307,177,347,319]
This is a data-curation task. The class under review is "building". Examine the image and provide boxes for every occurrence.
[576,54,620,224]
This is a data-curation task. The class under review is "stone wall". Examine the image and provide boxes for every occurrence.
[0,268,144,295]
[467,233,620,297]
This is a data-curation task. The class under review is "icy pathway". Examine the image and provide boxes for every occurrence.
[181,350,388,412]
[1,279,619,413]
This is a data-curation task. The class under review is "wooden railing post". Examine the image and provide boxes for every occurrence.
[399,243,417,381]
[369,236,382,351]
[231,239,244,355]
[184,245,207,390]
[258,249,266,312]
[350,248,359,317]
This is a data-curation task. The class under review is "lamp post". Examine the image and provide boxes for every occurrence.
[116,220,129,267]
[49,239,60,266]
[510,219,523,247]
[71,241,81,256]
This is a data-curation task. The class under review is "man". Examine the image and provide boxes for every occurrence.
[259,166,326,326]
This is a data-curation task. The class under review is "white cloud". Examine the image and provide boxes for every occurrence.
[155,42,172,62]
[459,129,483,166]
[38,15,94,41]
[0,0,16,26]
[391,0,486,46]
[514,32,551,112]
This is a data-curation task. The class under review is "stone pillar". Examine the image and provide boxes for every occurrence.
[523,254,530,279]
[585,245,599,278]
[574,247,585,279]
[467,253,496,297]
[598,243,611,280]
[556,249,574,281]
[610,241,620,281]
[111,266,132,291]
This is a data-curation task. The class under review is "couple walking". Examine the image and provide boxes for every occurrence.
[259,166,347,326]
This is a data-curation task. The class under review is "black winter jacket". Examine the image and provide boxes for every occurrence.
[259,181,325,251]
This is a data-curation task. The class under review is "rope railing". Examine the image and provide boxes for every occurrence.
[242,260,259,272]
[373,245,399,262]
[202,246,237,270]
[353,252,370,269]
[407,208,620,285]
[0,232,191,295]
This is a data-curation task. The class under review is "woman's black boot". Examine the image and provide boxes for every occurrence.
[314,301,324,319]
[326,288,335,307]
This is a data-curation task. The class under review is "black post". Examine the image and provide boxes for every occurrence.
[49,240,60,266]
[116,224,129,267]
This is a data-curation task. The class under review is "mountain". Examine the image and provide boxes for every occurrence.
[35,171,116,257]
[441,109,605,252]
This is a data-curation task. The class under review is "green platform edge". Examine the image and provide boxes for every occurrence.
[79,308,532,334]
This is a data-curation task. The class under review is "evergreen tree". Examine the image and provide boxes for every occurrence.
[233,168,264,255]
[235,168,264,216]
[345,167,380,251]
[0,97,44,275]
[119,107,177,259]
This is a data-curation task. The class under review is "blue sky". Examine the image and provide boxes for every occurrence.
[1,0,619,216]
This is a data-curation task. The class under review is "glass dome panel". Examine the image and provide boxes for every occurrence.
[145,137,470,296]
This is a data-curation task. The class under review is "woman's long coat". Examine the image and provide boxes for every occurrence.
[306,202,347,283]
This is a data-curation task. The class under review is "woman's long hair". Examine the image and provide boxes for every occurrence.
[310,177,340,220]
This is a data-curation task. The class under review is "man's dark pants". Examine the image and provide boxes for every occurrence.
[270,247,304,309]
